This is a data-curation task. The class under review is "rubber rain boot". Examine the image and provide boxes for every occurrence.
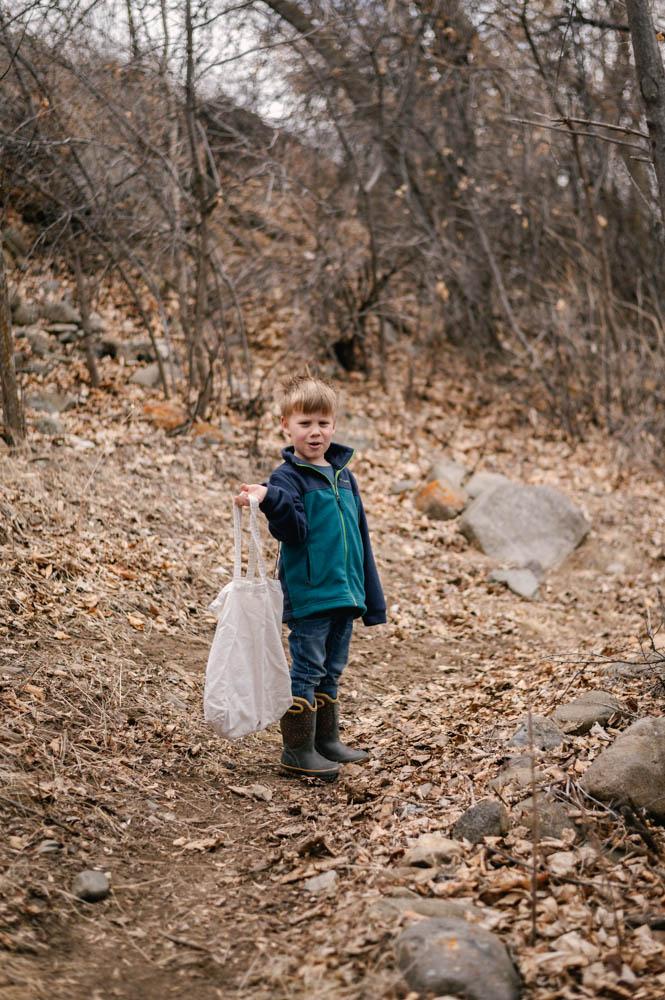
[314,693,369,764]
[280,697,340,781]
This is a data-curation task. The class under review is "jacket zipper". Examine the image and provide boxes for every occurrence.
[293,455,354,564]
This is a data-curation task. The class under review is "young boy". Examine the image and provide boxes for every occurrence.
[234,375,386,782]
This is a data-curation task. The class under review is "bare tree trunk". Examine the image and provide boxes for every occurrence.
[625,0,665,230]
[73,247,101,388]
[0,236,25,446]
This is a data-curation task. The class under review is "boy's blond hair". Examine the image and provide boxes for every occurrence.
[279,375,337,419]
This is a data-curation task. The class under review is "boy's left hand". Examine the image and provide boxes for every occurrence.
[234,483,267,507]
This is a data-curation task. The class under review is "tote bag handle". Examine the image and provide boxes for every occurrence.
[233,495,267,581]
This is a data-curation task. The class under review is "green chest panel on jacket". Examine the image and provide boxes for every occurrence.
[280,483,366,618]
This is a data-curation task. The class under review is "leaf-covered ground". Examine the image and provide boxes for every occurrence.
[2,349,665,999]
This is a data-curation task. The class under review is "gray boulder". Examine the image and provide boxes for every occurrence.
[459,482,590,570]
[509,714,565,751]
[396,917,521,1000]
[489,568,540,600]
[552,690,623,735]
[452,799,509,844]
[466,471,510,499]
[580,717,665,820]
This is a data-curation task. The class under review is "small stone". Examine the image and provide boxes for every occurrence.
[41,301,81,325]
[46,323,80,337]
[23,328,53,356]
[403,833,463,867]
[130,362,163,388]
[547,851,577,877]
[389,479,419,495]
[35,839,61,854]
[26,390,76,415]
[452,799,509,844]
[88,312,106,333]
[580,717,665,820]
[414,479,468,520]
[34,416,63,437]
[12,301,40,326]
[491,756,542,793]
[509,714,565,751]
[165,693,188,712]
[371,895,481,922]
[513,796,576,840]
[72,869,110,902]
[489,568,540,600]
[67,434,96,451]
[303,869,338,894]
[552,690,623,735]
[428,458,468,488]
[396,917,521,1000]
[466,471,511,499]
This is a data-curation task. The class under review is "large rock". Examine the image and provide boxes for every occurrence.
[459,482,590,570]
[396,917,521,1000]
[452,799,509,844]
[580,717,665,820]
[552,690,623,735]
[509,714,565,751]
[414,479,468,521]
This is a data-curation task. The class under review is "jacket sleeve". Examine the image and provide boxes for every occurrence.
[352,475,387,626]
[259,469,308,545]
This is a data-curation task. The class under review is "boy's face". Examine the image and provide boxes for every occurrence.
[281,409,335,464]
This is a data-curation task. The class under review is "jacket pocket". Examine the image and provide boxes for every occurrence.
[305,549,312,586]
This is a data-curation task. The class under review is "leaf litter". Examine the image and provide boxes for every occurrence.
[1,348,665,998]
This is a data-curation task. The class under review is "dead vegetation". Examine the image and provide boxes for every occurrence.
[2,340,665,997]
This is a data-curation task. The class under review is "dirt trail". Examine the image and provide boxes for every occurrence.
[3,379,665,999]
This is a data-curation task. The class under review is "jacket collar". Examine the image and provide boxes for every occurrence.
[282,442,354,472]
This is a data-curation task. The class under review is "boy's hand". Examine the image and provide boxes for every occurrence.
[234,483,268,507]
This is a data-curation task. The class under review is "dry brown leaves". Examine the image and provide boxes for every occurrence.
[2,328,665,998]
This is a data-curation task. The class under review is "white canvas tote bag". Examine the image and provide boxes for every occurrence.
[204,495,292,739]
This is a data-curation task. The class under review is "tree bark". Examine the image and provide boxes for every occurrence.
[625,0,665,230]
[0,235,25,446]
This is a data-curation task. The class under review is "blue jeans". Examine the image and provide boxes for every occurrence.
[287,611,355,706]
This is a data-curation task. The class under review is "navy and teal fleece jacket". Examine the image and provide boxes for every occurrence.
[259,443,387,625]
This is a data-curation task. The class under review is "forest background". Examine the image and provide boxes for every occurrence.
[2,0,665,451]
